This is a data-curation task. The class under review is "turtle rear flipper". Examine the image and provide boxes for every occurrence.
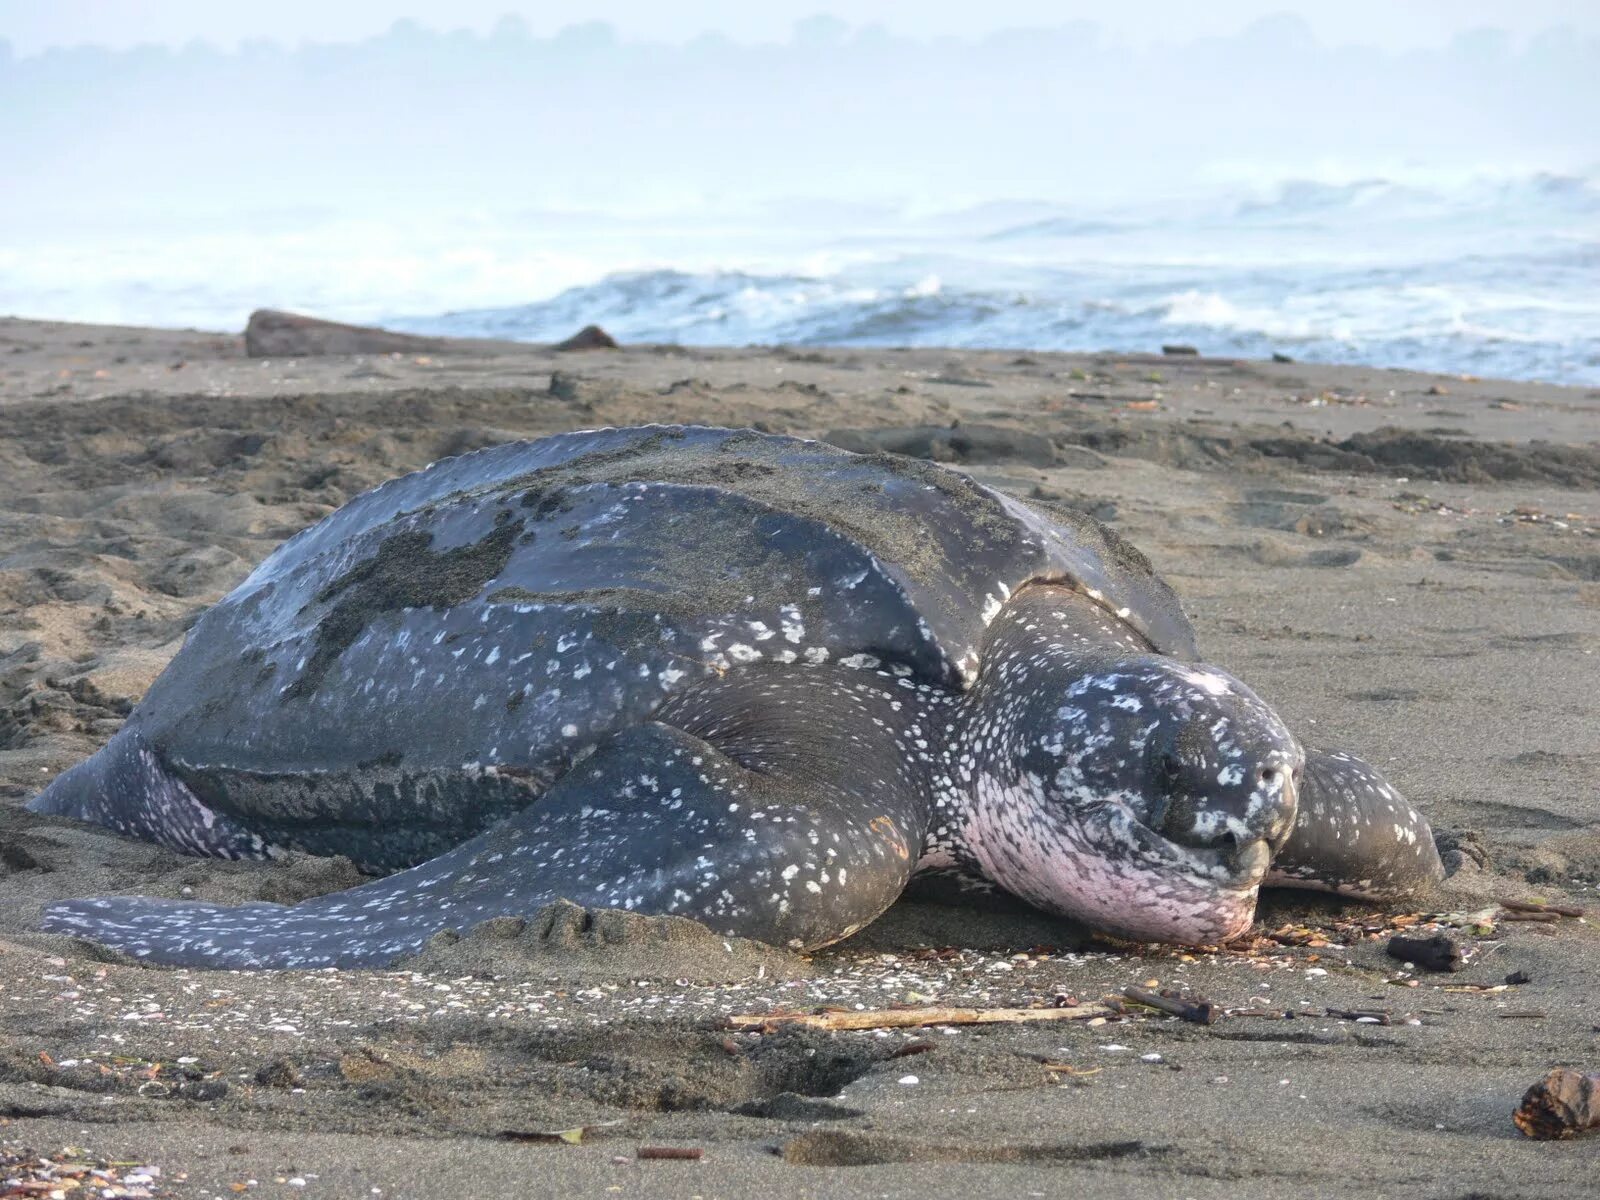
[1266,747,1445,901]
[39,667,929,969]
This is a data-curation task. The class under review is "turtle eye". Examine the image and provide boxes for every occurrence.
[1157,753,1185,790]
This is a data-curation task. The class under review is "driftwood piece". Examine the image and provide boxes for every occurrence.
[553,324,620,350]
[1122,985,1220,1025]
[243,309,525,357]
[1499,898,1585,918]
[1386,933,1463,972]
[724,1002,1111,1033]
[1513,1069,1600,1140]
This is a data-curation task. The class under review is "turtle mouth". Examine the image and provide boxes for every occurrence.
[1123,809,1274,888]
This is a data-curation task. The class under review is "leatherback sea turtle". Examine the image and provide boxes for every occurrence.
[29,425,1444,968]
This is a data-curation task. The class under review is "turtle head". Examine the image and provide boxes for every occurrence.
[957,654,1302,945]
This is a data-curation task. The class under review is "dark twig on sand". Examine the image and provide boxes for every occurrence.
[723,1002,1112,1033]
[637,1147,704,1161]
[1498,911,1562,923]
[1514,1069,1600,1140]
[1121,986,1219,1025]
[1385,933,1463,972]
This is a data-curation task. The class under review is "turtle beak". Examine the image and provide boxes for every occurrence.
[1226,835,1274,883]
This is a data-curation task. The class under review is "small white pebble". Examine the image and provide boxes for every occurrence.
[1140,1053,1163,1063]
[1099,1044,1128,1053]
[898,1074,920,1086]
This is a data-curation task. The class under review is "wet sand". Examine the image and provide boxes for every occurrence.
[1,316,1597,1197]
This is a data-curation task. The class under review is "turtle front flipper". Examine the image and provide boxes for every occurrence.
[28,730,279,862]
[39,666,932,969]
[1266,747,1445,901]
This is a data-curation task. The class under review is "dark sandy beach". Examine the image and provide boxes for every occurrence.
[1,316,1597,1198]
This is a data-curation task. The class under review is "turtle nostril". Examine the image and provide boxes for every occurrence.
[1256,766,1281,788]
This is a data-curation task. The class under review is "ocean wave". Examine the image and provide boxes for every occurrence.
[1231,168,1600,224]
[395,253,1599,385]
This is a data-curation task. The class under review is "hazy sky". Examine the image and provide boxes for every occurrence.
[3,0,1595,54]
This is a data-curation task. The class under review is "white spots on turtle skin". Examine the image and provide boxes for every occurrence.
[1178,668,1233,697]
[780,606,807,644]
